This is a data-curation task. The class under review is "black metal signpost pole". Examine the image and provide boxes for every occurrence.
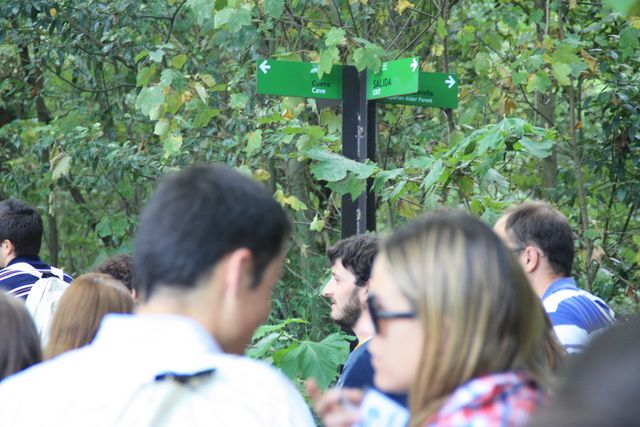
[341,66,376,238]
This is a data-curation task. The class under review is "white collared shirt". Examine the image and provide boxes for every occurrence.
[0,314,314,427]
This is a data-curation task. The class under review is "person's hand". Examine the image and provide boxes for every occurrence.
[306,379,364,427]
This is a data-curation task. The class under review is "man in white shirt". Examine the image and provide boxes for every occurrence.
[0,164,314,427]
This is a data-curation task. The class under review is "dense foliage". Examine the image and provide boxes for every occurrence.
[1,0,639,387]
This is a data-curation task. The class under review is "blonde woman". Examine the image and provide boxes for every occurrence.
[45,273,134,359]
[312,210,558,427]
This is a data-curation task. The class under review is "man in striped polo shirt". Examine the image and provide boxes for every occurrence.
[494,201,615,354]
[0,198,72,298]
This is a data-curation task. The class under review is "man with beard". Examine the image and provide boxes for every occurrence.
[322,234,405,406]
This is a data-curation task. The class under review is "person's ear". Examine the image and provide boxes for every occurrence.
[222,248,253,297]
[522,246,540,273]
[1,239,15,255]
[358,280,370,304]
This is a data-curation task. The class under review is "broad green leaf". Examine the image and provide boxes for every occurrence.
[187,0,214,25]
[246,333,280,359]
[310,214,325,232]
[51,155,71,181]
[516,137,553,159]
[328,174,367,199]
[171,54,188,70]
[619,27,639,58]
[325,27,346,47]
[318,46,339,79]
[604,0,640,16]
[305,148,376,182]
[436,17,447,37]
[251,318,307,341]
[473,53,491,75]
[95,217,111,238]
[264,0,284,18]
[526,71,551,93]
[135,86,165,119]
[153,118,170,136]
[136,65,156,87]
[195,83,208,103]
[512,71,528,86]
[352,42,384,72]
[163,132,183,156]
[246,129,262,156]
[230,93,249,109]
[160,69,184,88]
[279,333,350,389]
[423,159,445,191]
[552,62,572,86]
[320,110,341,134]
[214,7,251,33]
[149,49,164,63]
[192,108,219,127]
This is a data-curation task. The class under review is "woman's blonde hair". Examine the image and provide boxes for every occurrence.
[380,210,551,426]
[45,273,134,359]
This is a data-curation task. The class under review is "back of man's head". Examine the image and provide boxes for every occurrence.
[503,201,574,277]
[134,164,290,300]
[0,198,43,257]
[327,234,378,286]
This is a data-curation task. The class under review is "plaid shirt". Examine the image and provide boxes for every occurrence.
[425,372,545,427]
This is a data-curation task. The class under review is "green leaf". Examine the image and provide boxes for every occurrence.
[251,318,307,341]
[604,0,640,16]
[619,27,639,58]
[214,7,251,33]
[264,0,284,18]
[136,65,156,87]
[320,110,341,134]
[153,118,170,136]
[160,69,183,88]
[473,53,491,75]
[279,333,350,389]
[51,155,71,181]
[163,132,183,156]
[318,46,339,79]
[230,93,249,110]
[352,42,384,72]
[192,108,219,127]
[149,49,164,63]
[195,83,209,103]
[526,71,551,93]
[516,137,554,159]
[246,129,262,156]
[423,159,445,191]
[436,17,447,37]
[305,148,376,182]
[187,0,214,25]
[327,174,367,199]
[325,27,346,47]
[552,62,572,86]
[247,333,280,359]
[171,54,188,70]
[135,86,165,119]
[512,71,528,86]
[310,214,325,232]
[95,217,111,238]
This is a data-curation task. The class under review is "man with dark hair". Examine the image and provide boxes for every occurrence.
[322,234,405,404]
[95,254,136,299]
[0,198,72,298]
[494,201,614,353]
[0,165,314,426]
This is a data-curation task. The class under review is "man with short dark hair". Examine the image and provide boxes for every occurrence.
[322,234,405,405]
[0,198,72,298]
[0,165,314,426]
[494,201,615,353]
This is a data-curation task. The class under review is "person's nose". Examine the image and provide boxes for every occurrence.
[321,278,335,298]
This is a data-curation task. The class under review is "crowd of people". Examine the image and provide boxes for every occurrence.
[0,163,636,427]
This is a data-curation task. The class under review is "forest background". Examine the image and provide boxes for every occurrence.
[1,0,639,389]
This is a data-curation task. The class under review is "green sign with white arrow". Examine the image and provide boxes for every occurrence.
[367,57,420,100]
[256,59,343,100]
[382,72,459,109]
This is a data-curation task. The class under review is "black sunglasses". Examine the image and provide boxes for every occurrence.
[367,294,416,334]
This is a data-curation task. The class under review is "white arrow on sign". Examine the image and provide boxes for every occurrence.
[410,58,418,72]
[259,60,271,74]
[445,75,455,89]
[310,65,319,74]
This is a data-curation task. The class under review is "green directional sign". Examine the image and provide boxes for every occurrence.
[256,59,343,100]
[383,72,459,109]
[366,57,419,100]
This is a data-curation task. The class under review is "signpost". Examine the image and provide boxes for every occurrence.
[366,57,420,100]
[257,59,343,100]
[256,57,459,238]
[383,72,459,109]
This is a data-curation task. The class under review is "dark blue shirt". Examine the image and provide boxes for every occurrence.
[0,256,73,298]
[337,340,407,407]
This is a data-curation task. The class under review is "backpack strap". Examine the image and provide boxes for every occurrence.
[5,262,43,278]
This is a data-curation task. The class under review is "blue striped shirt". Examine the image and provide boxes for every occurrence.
[542,277,615,354]
[0,256,73,299]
